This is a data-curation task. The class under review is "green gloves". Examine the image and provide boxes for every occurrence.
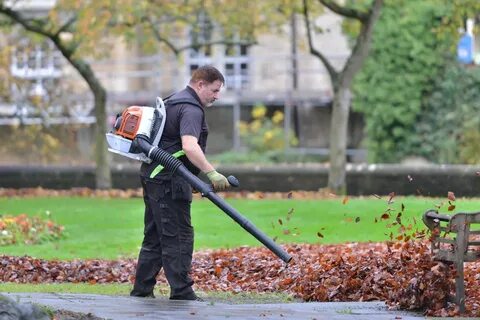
[206,170,230,191]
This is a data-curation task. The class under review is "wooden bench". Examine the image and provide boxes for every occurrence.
[422,210,480,313]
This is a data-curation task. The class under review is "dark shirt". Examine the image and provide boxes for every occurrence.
[141,86,208,178]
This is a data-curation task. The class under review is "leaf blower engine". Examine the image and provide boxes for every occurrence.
[106,97,166,163]
[105,97,292,264]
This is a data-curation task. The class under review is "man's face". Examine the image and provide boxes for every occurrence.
[197,80,223,107]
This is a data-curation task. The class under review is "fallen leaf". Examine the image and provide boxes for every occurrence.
[387,192,395,204]
[447,191,455,201]
[286,208,294,221]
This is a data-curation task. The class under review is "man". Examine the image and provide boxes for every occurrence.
[130,65,230,300]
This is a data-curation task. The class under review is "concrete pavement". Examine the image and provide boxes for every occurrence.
[4,293,426,320]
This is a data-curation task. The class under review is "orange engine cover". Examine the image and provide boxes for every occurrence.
[115,106,144,140]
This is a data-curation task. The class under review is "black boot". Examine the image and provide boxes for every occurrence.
[130,289,155,298]
[169,292,203,301]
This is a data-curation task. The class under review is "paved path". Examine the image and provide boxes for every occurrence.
[5,293,425,320]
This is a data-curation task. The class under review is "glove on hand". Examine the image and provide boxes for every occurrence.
[206,170,230,191]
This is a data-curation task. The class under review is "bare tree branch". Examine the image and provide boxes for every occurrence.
[146,16,257,57]
[53,15,77,38]
[339,0,383,87]
[0,4,52,38]
[302,0,339,84]
[145,16,181,55]
[317,0,368,22]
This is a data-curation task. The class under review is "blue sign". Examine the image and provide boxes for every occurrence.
[457,33,474,64]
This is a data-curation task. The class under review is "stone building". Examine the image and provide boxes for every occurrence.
[0,0,366,164]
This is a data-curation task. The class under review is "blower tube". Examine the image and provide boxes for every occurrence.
[134,134,293,264]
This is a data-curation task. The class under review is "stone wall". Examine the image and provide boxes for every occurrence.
[1,164,480,197]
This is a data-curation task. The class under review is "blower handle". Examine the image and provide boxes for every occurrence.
[227,175,239,188]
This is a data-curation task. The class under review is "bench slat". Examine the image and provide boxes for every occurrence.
[435,238,455,244]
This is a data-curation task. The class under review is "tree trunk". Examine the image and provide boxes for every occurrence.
[92,87,111,189]
[68,57,111,189]
[328,86,351,194]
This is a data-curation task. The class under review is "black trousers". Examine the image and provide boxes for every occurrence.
[131,174,194,299]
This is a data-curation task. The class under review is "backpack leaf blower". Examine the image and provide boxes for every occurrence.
[106,97,292,264]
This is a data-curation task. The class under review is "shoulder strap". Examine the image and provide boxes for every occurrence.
[165,89,203,110]
[162,92,176,103]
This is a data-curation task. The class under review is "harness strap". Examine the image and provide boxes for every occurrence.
[149,150,186,178]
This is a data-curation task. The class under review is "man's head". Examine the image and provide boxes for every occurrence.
[189,65,225,107]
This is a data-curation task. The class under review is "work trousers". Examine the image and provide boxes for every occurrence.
[131,174,195,299]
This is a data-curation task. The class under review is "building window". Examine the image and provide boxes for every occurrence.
[187,12,213,70]
[224,42,250,90]
[186,14,250,90]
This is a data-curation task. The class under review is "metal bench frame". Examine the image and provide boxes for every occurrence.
[423,210,480,313]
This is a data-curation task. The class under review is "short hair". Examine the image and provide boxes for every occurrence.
[190,65,225,85]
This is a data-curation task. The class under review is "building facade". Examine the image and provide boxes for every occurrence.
[1,1,367,164]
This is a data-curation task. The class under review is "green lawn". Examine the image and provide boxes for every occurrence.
[0,282,295,303]
[1,195,480,260]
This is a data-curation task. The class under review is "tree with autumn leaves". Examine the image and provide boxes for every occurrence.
[0,0,275,188]
[0,0,383,193]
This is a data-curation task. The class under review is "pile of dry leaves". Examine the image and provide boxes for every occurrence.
[1,241,479,317]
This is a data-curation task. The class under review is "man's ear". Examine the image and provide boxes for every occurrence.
[196,80,205,89]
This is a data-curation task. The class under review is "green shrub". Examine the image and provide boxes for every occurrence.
[352,0,453,162]
[413,64,480,164]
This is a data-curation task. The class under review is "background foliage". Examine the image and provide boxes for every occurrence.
[414,63,480,164]
[352,0,454,163]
